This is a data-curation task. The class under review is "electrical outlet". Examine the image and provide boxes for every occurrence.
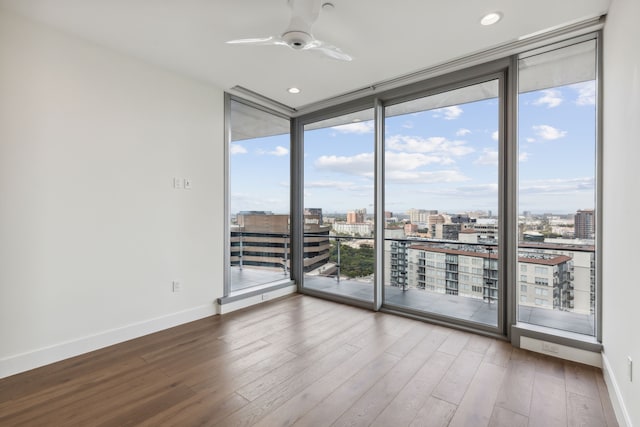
[172,281,182,293]
[629,356,633,382]
[184,178,192,189]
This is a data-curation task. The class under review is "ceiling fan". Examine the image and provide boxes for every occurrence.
[226,0,352,61]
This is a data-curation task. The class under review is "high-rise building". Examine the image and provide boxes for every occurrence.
[407,208,437,224]
[575,209,595,239]
[346,208,366,224]
[401,243,573,309]
[304,208,324,225]
[231,212,330,272]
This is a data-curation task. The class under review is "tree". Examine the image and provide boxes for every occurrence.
[329,241,374,278]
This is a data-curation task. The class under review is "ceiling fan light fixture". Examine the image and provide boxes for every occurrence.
[282,31,313,49]
[480,12,502,26]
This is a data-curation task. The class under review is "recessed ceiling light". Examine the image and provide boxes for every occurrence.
[480,12,502,26]
[287,87,301,94]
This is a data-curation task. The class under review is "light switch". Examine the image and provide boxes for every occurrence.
[184,178,192,189]
[173,177,183,189]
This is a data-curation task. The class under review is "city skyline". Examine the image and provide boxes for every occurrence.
[230,81,596,216]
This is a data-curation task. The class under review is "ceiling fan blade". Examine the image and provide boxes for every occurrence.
[304,40,352,61]
[226,37,280,45]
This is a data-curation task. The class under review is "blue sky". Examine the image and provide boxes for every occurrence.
[230,81,596,216]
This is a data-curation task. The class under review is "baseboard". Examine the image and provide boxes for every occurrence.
[0,303,219,379]
[219,284,297,314]
[602,352,633,427]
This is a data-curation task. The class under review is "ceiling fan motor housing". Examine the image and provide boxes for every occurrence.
[282,31,313,49]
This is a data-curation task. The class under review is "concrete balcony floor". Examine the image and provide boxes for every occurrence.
[230,266,595,336]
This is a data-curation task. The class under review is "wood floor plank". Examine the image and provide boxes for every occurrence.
[596,372,619,427]
[384,322,434,358]
[234,314,375,402]
[0,295,620,427]
[431,348,484,405]
[253,332,404,427]
[483,339,513,368]
[488,406,528,427]
[564,361,600,399]
[290,352,400,427]
[494,359,535,416]
[408,396,457,427]
[529,372,568,427]
[534,353,566,380]
[216,343,359,427]
[331,328,450,427]
[447,361,507,427]
[138,390,249,427]
[371,350,455,427]
[567,391,607,427]
[284,308,371,355]
[437,330,471,356]
[464,334,493,355]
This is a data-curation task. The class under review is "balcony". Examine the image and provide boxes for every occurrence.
[230,234,596,336]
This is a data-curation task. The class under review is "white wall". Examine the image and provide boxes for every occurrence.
[0,10,225,377]
[602,0,640,425]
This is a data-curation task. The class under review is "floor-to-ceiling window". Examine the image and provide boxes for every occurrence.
[226,32,601,346]
[301,109,376,303]
[517,38,598,337]
[383,79,502,330]
[227,98,291,293]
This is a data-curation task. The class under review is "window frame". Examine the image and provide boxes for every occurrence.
[224,30,603,352]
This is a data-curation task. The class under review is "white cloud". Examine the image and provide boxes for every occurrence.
[268,146,289,156]
[533,124,567,140]
[402,121,414,129]
[385,170,470,184]
[453,183,499,196]
[526,137,536,143]
[491,130,499,141]
[533,89,563,108]
[314,150,459,178]
[414,183,498,197]
[571,81,596,106]
[385,151,454,169]
[386,135,474,158]
[474,148,498,166]
[331,121,374,134]
[230,144,247,155]
[472,148,529,166]
[305,180,352,188]
[314,152,374,177]
[520,177,594,195]
[456,128,471,136]
[432,106,463,120]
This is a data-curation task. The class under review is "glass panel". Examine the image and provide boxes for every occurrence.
[517,40,597,336]
[229,100,291,292]
[303,109,375,302]
[384,80,500,327]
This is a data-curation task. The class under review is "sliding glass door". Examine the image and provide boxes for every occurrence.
[383,79,502,328]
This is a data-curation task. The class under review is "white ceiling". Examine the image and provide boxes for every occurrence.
[0,0,610,110]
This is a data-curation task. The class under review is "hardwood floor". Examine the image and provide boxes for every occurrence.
[0,294,619,426]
